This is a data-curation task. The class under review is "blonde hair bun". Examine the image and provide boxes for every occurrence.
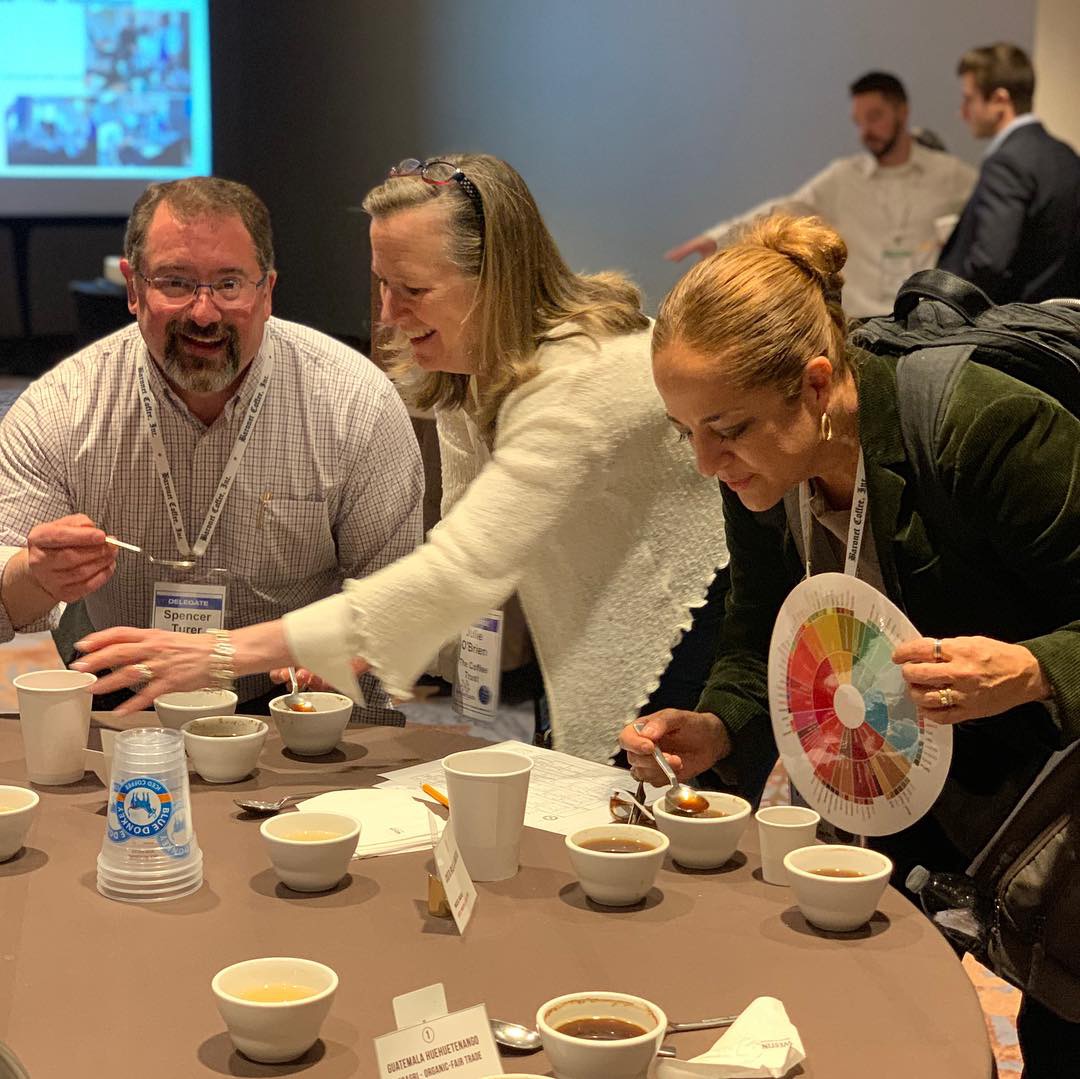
[742,214,847,304]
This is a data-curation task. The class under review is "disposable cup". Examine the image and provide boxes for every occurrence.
[97,727,202,902]
[14,669,96,784]
[756,805,821,885]
[442,749,532,881]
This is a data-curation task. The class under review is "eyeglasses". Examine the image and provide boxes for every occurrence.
[389,158,486,237]
[136,270,269,308]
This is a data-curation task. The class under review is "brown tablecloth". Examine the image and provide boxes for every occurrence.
[0,714,992,1078]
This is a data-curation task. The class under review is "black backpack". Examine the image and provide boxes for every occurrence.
[852,268,1080,1020]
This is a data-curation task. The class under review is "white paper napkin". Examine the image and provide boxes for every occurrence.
[297,788,444,857]
[656,997,805,1078]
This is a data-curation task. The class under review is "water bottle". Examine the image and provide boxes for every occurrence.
[906,865,989,959]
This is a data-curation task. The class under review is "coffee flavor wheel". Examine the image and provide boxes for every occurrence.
[768,573,952,836]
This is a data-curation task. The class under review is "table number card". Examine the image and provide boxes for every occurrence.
[375,990,502,1079]
[433,819,477,934]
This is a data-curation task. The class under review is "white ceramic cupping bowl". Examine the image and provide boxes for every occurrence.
[268,693,352,755]
[651,791,751,868]
[154,689,238,730]
[784,843,893,931]
[537,991,667,1079]
[212,957,338,1063]
[0,785,40,861]
[181,716,268,783]
[565,824,669,906]
[260,811,361,892]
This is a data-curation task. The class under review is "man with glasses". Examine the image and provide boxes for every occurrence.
[0,177,423,719]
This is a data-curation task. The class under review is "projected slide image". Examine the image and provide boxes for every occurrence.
[1,0,210,181]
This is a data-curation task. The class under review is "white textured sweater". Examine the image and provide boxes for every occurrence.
[283,326,728,762]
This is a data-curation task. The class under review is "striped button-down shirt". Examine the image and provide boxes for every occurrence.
[0,318,424,719]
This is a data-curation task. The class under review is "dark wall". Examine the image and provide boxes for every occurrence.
[209,0,429,340]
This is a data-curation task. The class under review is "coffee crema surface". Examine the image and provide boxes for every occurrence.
[235,982,318,1002]
[577,836,658,854]
[555,1017,649,1040]
[808,867,867,878]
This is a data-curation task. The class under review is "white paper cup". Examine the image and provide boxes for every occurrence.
[212,957,338,1063]
[784,844,893,931]
[14,669,96,784]
[182,716,267,783]
[155,689,238,730]
[537,991,666,1079]
[652,791,750,868]
[565,824,669,906]
[260,811,360,892]
[0,785,40,861]
[756,805,821,885]
[442,749,532,881]
[269,693,352,756]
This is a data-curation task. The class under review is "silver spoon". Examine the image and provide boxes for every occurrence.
[633,722,710,816]
[233,793,314,816]
[490,1013,738,1054]
[282,666,316,713]
[106,536,197,571]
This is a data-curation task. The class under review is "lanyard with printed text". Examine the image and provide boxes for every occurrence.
[135,349,274,559]
[798,447,868,580]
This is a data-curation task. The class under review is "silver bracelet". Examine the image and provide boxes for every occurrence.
[205,629,235,691]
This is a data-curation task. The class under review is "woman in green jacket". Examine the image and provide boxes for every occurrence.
[621,212,1080,1078]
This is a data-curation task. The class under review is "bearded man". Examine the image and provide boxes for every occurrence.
[0,177,423,719]
[665,72,977,318]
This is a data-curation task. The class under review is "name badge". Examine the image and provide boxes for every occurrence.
[452,610,502,724]
[151,581,226,634]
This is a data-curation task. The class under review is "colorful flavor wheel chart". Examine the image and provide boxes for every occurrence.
[768,573,952,836]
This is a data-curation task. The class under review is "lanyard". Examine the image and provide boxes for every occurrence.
[798,448,868,580]
[135,349,274,559]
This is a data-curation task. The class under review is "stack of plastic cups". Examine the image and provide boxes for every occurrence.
[97,728,203,902]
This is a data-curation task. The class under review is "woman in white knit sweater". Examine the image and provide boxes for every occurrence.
[76,154,728,761]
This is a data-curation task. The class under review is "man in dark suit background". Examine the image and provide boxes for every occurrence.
[938,43,1080,302]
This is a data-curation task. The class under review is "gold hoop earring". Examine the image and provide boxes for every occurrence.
[820,412,833,442]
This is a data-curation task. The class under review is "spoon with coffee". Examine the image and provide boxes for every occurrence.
[282,666,316,713]
[633,721,709,816]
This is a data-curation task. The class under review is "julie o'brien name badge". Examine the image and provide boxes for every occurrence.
[151,581,226,633]
[452,610,502,724]
[375,983,501,1079]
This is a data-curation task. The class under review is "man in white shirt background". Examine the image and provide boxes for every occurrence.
[0,177,424,718]
[665,72,977,318]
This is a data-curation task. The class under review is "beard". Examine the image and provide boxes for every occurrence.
[864,120,903,161]
[162,317,242,393]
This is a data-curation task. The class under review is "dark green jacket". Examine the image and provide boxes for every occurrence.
[699,351,1080,858]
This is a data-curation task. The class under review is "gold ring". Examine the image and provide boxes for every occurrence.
[131,662,154,683]
[937,687,954,708]
[933,638,943,661]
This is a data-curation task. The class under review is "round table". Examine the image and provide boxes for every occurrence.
[0,714,993,1077]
